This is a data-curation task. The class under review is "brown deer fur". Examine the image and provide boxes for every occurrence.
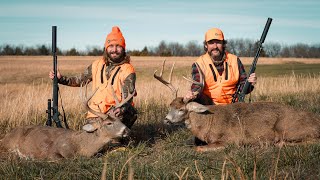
[164,97,320,152]
[0,119,129,160]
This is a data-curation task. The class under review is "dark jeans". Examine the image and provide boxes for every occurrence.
[194,93,214,105]
[121,104,138,129]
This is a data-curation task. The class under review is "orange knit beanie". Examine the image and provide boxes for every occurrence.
[104,26,126,49]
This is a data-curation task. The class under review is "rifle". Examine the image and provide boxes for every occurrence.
[46,26,68,128]
[232,18,272,103]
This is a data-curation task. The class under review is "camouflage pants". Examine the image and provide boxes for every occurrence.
[118,104,138,129]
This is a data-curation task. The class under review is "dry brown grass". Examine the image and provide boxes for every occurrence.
[0,56,319,131]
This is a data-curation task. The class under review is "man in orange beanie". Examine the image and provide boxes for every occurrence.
[49,26,137,131]
[183,27,257,146]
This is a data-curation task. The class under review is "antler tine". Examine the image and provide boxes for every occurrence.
[85,88,110,120]
[182,62,204,89]
[153,60,178,98]
[110,85,120,105]
[160,58,165,77]
[110,85,136,109]
[168,61,175,83]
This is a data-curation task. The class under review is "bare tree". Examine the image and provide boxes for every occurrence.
[185,41,202,56]
[168,42,186,56]
[264,42,281,57]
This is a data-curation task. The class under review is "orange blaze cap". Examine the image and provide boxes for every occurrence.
[105,26,126,49]
[205,28,224,42]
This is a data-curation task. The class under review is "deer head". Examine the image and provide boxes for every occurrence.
[83,85,136,136]
[82,117,130,138]
[154,60,208,125]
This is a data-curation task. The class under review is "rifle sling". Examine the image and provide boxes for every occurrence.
[57,86,69,129]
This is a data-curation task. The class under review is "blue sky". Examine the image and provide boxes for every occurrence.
[0,0,319,51]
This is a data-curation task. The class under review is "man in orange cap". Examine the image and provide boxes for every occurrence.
[183,27,257,145]
[49,26,137,129]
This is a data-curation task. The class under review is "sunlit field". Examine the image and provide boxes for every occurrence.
[0,56,320,179]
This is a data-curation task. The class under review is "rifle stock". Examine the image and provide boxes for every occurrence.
[232,18,272,103]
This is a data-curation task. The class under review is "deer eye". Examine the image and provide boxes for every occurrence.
[105,122,113,126]
[178,109,185,115]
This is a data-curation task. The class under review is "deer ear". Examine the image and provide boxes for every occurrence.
[186,102,209,113]
[82,122,99,132]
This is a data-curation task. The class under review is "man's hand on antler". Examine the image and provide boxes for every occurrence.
[109,107,125,117]
[184,91,197,102]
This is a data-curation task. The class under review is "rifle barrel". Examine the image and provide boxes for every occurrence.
[52,26,56,53]
[260,18,272,43]
[233,18,272,103]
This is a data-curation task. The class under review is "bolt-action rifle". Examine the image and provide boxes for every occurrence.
[46,26,68,128]
[232,18,273,103]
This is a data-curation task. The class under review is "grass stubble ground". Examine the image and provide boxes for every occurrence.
[0,56,320,179]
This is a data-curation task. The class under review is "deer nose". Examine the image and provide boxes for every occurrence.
[122,128,131,137]
[163,119,173,125]
[164,114,174,124]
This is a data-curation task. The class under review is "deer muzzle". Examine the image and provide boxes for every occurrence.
[121,127,131,138]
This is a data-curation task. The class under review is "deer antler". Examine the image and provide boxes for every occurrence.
[182,63,204,103]
[85,88,111,120]
[110,85,136,109]
[153,60,178,98]
[182,63,204,89]
[85,85,136,120]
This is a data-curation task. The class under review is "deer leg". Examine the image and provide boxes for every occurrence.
[274,140,285,148]
[195,142,225,152]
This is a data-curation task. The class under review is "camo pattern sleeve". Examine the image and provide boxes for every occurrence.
[191,63,203,95]
[118,73,136,113]
[58,65,93,87]
[122,73,136,100]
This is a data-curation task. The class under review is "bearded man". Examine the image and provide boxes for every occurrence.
[184,27,257,105]
[49,26,137,129]
[183,28,258,146]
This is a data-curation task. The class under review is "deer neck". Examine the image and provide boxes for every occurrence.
[75,131,112,157]
[187,113,207,137]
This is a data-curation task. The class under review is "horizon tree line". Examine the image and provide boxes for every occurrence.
[0,39,319,58]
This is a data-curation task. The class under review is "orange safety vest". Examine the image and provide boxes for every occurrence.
[86,58,135,118]
[196,52,239,104]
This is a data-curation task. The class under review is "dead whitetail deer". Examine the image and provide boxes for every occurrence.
[0,86,135,160]
[154,60,320,152]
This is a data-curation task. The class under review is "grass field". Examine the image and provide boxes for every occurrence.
[0,56,320,179]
